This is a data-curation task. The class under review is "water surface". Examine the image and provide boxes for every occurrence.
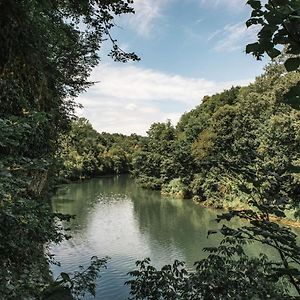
[51,175,298,299]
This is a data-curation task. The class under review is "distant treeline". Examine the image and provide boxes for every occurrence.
[131,63,300,219]
[59,62,300,220]
[57,118,145,181]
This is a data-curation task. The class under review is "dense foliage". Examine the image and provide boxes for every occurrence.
[128,1,300,298]
[0,0,138,298]
[2,0,300,298]
[126,254,290,300]
[42,256,108,300]
[132,63,300,217]
[130,65,300,299]
[57,117,144,181]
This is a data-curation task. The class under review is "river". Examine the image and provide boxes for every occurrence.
[50,175,299,299]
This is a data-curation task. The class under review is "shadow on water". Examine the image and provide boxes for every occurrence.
[129,187,222,266]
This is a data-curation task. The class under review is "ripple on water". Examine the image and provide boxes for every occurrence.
[50,176,228,299]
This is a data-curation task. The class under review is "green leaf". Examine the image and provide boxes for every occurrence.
[246,17,264,27]
[259,39,274,50]
[278,5,295,15]
[284,57,300,71]
[251,9,263,17]
[286,43,300,55]
[264,8,285,24]
[247,0,262,10]
[245,42,261,54]
[267,48,281,59]
[290,164,300,173]
[273,30,289,44]
[272,0,289,5]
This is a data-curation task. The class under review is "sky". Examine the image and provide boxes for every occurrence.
[77,0,269,136]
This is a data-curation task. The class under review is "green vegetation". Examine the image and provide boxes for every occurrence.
[127,1,300,298]
[126,255,290,299]
[42,256,108,300]
[128,72,300,297]
[0,0,138,298]
[132,63,300,217]
[1,0,300,298]
[57,117,144,181]
[129,62,300,296]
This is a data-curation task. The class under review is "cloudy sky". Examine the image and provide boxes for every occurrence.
[77,0,268,135]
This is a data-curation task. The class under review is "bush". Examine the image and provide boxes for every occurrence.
[136,176,163,190]
[161,178,189,199]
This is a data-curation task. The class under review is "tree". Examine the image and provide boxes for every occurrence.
[0,0,138,298]
[128,1,300,298]
[246,0,300,108]
[246,0,300,68]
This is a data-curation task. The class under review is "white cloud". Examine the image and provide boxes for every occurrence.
[120,0,247,38]
[211,22,259,52]
[199,0,246,10]
[124,0,170,37]
[76,64,252,136]
[87,64,216,104]
[125,103,138,110]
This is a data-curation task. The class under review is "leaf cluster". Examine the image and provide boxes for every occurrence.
[246,0,300,70]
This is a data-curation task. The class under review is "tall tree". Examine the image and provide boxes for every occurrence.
[0,0,138,298]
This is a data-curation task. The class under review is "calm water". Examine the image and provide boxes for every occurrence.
[50,175,299,299]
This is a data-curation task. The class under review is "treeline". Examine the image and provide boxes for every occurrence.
[57,118,145,181]
[132,63,300,219]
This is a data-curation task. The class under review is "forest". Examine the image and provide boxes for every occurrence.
[132,63,300,220]
[57,117,144,181]
[1,0,300,299]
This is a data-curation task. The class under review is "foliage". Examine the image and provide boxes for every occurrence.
[132,63,300,217]
[42,256,108,300]
[246,0,300,107]
[132,120,197,193]
[161,178,189,199]
[126,253,290,300]
[130,62,300,298]
[128,1,300,298]
[57,117,143,181]
[0,0,138,298]
[2,0,300,298]
[246,0,300,65]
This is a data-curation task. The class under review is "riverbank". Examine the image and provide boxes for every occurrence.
[191,196,300,229]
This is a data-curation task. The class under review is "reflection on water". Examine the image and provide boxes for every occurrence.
[51,175,300,300]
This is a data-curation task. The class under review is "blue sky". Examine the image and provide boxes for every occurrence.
[77,0,269,135]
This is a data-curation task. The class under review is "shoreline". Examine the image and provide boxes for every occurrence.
[194,198,300,229]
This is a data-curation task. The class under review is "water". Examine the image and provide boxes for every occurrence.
[50,175,299,299]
